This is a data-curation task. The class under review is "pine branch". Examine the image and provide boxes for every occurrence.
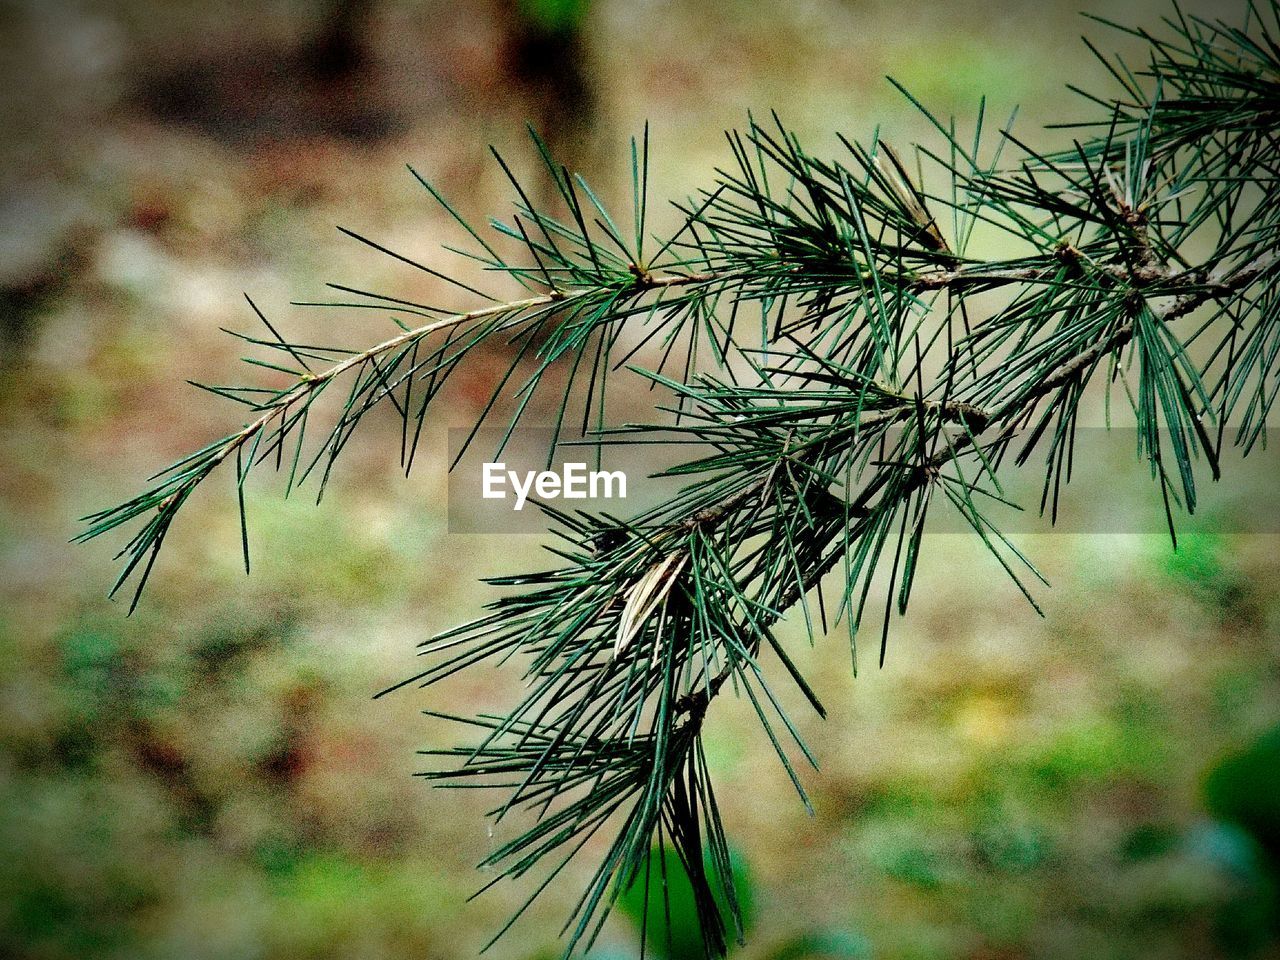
[79,2,1280,956]
[76,269,719,611]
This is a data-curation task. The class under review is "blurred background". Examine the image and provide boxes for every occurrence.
[2,0,1279,957]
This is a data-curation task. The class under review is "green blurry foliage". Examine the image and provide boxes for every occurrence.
[1202,725,1280,956]
[614,847,872,960]
[1187,819,1279,956]
[0,603,467,960]
[516,0,589,32]
[618,847,754,960]
[1205,725,1280,862]
[1121,822,1181,862]
[1019,718,1169,790]
[1160,534,1253,619]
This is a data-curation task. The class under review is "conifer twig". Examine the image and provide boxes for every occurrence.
[80,3,1280,955]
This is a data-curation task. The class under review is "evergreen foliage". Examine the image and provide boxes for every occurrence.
[80,3,1280,955]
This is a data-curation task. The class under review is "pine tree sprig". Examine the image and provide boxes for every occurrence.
[80,2,1280,955]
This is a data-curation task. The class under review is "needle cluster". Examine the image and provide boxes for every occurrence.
[81,3,1280,956]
